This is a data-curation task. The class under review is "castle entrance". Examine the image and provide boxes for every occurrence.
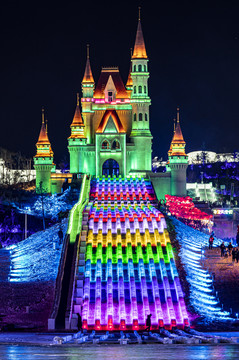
[102,159,119,177]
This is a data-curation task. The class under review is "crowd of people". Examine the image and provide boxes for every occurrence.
[208,232,239,263]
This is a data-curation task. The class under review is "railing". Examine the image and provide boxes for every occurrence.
[67,174,91,243]
[65,174,91,329]
[48,174,91,330]
[48,233,70,330]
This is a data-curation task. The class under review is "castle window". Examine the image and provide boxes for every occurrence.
[112,139,120,150]
[144,65,147,71]
[108,91,113,102]
[134,113,137,121]
[139,86,142,94]
[102,140,110,150]
[134,86,136,94]
[138,64,142,72]
[139,113,143,121]
[144,86,147,94]
[133,65,136,72]
[145,113,148,121]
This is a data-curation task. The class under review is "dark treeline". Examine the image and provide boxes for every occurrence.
[0,147,32,170]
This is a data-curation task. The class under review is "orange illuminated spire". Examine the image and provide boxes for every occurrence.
[168,108,186,157]
[71,93,85,127]
[37,108,50,144]
[68,94,86,139]
[35,108,53,158]
[173,108,185,143]
[132,7,148,59]
[82,44,94,84]
[126,49,133,89]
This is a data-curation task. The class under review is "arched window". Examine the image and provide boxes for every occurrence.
[134,113,137,121]
[112,139,120,150]
[134,86,136,94]
[144,65,147,72]
[144,86,147,94]
[138,64,142,72]
[101,140,110,150]
[139,86,142,94]
[139,113,143,121]
[133,65,136,72]
[145,113,148,121]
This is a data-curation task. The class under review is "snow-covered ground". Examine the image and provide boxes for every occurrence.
[172,217,233,322]
[6,219,68,282]
[18,188,79,220]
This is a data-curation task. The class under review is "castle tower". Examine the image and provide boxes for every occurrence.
[81,45,95,144]
[130,8,152,172]
[68,94,87,173]
[168,108,188,196]
[34,108,54,193]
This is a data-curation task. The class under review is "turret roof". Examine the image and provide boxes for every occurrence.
[71,94,84,127]
[171,119,185,144]
[37,109,51,145]
[168,108,187,157]
[126,60,133,88]
[82,45,94,84]
[132,14,147,59]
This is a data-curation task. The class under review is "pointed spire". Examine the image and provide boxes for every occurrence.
[71,93,84,127]
[68,94,86,139]
[37,108,50,144]
[42,107,45,124]
[168,108,186,157]
[35,108,53,158]
[82,44,94,84]
[126,49,133,88]
[173,107,185,143]
[132,8,147,59]
[177,107,180,123]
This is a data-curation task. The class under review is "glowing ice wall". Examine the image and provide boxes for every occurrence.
[77,176,189,330]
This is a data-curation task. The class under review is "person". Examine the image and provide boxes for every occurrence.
[77,313,82,331]
[209,234,214,250]
[58,226,63,244]
[220,242,225,257]
[228,242,233,256]
[158,200,162,210]
[145,314,152,333]
[232,247,236,263]
[236,249,239,264]
[236,232,239,247]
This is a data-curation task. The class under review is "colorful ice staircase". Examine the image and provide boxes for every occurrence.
[72,176,189,330]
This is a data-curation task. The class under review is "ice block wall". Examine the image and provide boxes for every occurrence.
[75,176,189,330]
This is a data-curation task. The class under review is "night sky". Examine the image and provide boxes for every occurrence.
[0,0,239,165]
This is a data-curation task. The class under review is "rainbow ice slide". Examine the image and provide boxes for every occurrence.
[73,176,189,330]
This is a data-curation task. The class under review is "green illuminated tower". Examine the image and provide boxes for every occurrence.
[168,108,188,196]
[34,108,55,193]
[68,94,87,173]
[130,9,152,172]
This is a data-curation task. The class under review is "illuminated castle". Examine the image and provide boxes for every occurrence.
[34,13,188,198]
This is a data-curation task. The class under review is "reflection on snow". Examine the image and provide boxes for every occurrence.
[6,219,67,282]
[172,217,232,321]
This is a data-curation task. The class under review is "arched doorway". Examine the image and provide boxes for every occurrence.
[102,159,119,177]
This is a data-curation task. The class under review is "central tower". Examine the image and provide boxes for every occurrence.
[129,9,152,172]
